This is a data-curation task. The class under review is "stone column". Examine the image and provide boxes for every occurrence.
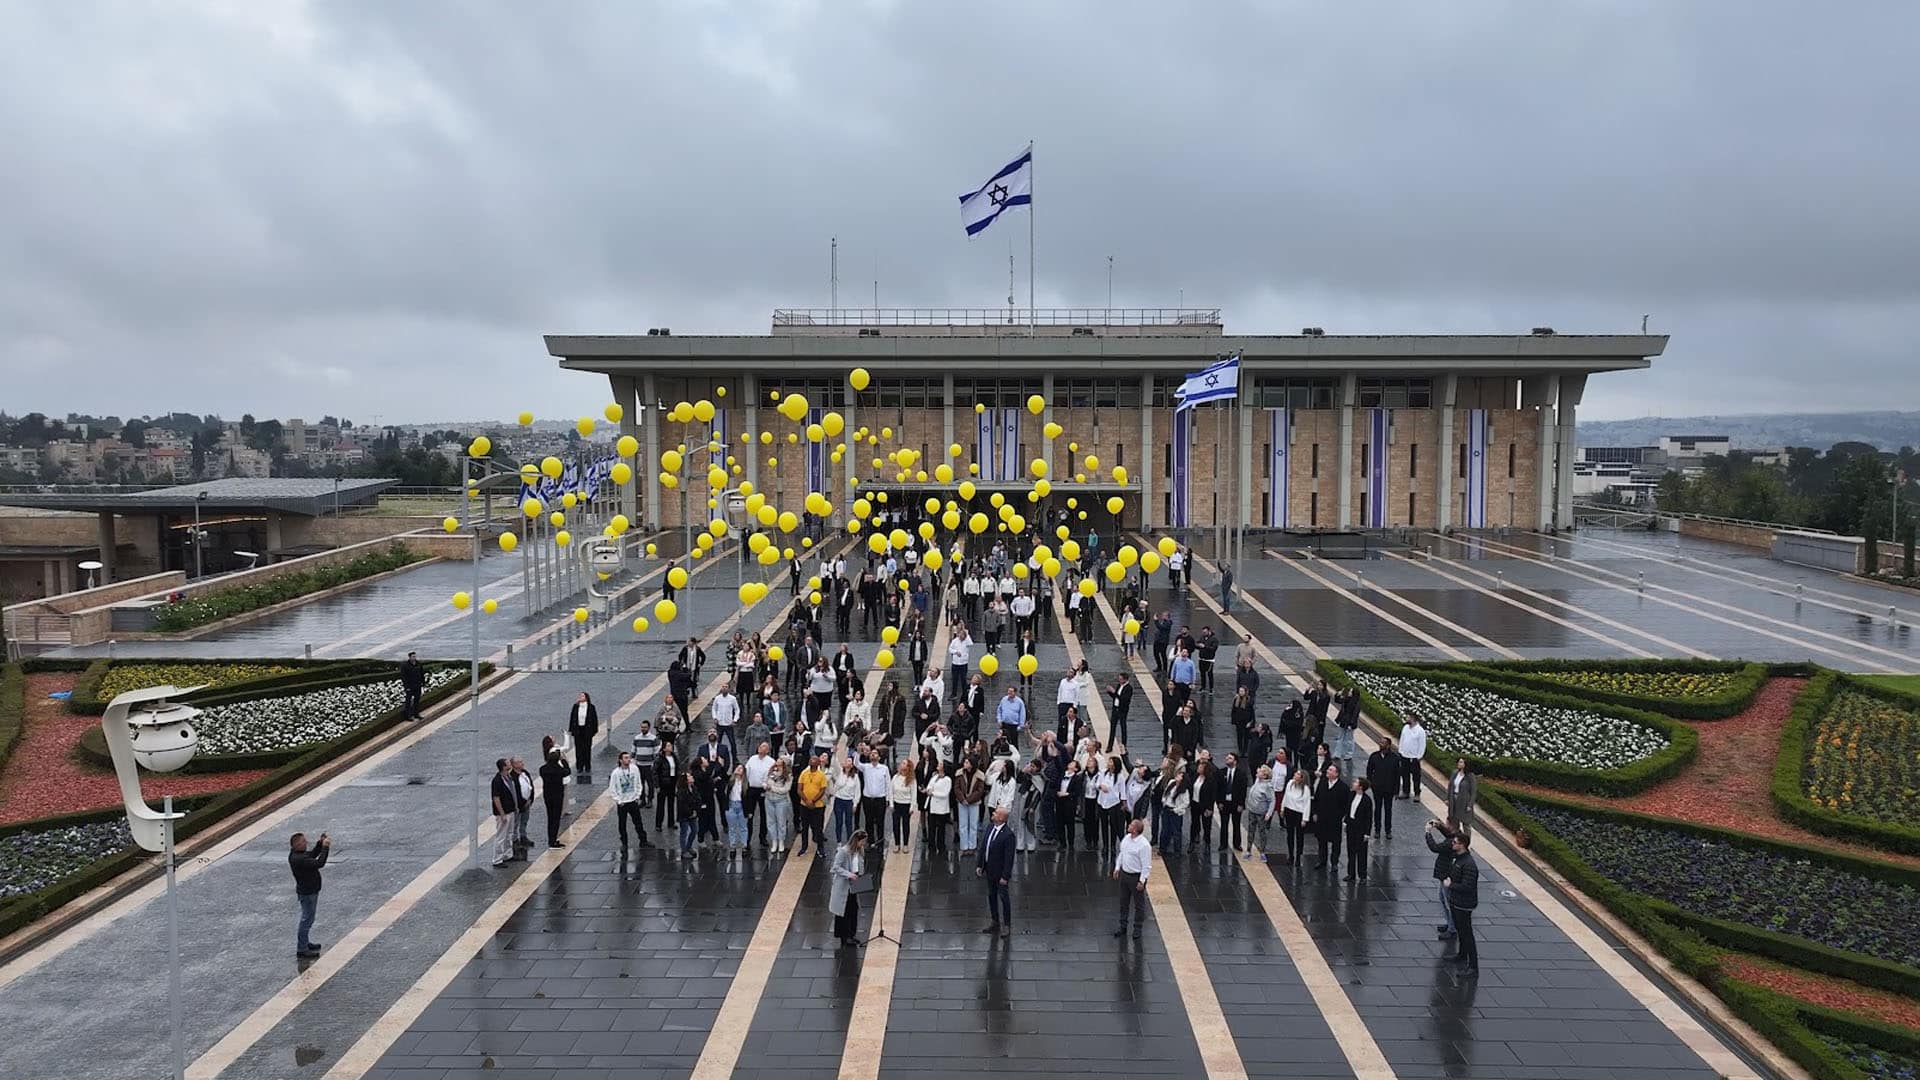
[1435,373,1458,532]
[97,512,116,584]
[743,372,759,493]
[642,373,661,529]
[1138,375,1155,527]
[1040,373,1055,478]
[1336,373,1356,529]
[608,374,641,527]
[1537,406,1557,531]
[265,512,284,553]
[943,374,955,463]
[1556,374,1586,531]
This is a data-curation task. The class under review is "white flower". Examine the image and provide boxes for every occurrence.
[194,670,460,755]
[1350,672,1667,771]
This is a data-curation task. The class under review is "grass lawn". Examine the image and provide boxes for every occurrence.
[1858,674,1920,695]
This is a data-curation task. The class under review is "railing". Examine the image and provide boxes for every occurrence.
[1571,500,1843,538]
[772,307,1222,328]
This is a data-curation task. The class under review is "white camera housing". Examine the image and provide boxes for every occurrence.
[128,700,201,773]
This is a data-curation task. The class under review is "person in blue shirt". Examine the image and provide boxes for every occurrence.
[1169,648,1197,714]
[996,685,1027,744]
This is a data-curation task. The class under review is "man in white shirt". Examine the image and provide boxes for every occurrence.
[1112,817,1152,940]
[744,742,776,848]
[857,752,892,838]
[1168,548,1187,591]
[712,686,742,760]
[1010,590,1036,639]
[947,628,973,700]
[1396,713,1429,800]
[917,668,945,709]
[1055,673,1081,743]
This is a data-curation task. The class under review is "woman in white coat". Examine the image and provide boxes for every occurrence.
[829,830,869,948]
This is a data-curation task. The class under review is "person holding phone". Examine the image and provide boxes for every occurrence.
[288,831,331,959]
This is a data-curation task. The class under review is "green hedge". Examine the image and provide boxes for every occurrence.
[1772,669,1920,858]
[1315,658,1698,796]
[1478,785,1920,1080]
[149,545,427,633]
[1650,900,1920,1001]
[72,662,472,772]
[1461,658,1769,720]
[1795,996,1920,1079]
[0,661,493,940]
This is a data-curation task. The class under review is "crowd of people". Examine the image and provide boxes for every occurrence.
[448,521,1484,973]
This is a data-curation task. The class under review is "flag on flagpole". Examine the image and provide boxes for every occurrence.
[1173,354,1240,412]
[958,147,1033,237]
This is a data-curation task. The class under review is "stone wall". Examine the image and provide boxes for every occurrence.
[1677,517,1776,550]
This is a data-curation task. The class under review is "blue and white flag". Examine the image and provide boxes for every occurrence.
[958,147,1032,237]
[1173,355,1240,411]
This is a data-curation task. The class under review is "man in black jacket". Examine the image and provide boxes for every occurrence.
[1364,737,1401,840]
[834,576,855,638]
[538,749,572,847]
[1444,831,1480,975]
[1343,778,1375,882]
[567,691,599,784]
[1217,752,1251,851]
[1425,819,1460,941]
[399,652,427,720]
[1109,673,1134,750]
[977,806,1016,935]
[289,832,331,958]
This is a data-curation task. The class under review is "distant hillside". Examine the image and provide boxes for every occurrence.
[1578,412,1920,451]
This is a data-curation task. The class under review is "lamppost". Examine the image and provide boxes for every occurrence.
[100,683,203,1080]
[192,490,209,578]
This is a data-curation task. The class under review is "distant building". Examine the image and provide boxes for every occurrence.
[1578,445,1663,466]
[1659,434,1731,458]
[0,446,42,475]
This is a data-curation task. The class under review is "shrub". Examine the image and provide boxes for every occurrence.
[1774,671,1920,857]
[150,545,426,632]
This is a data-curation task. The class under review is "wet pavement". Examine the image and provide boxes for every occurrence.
[6,524,1909,1079]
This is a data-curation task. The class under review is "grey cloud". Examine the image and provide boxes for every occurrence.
[1,0,1915,422]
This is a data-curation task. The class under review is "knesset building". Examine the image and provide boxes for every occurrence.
[547,309,1665,534]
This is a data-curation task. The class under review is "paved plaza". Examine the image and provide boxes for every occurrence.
[4,526,1917,1080]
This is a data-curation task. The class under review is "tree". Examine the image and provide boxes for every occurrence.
[120,419,148,447]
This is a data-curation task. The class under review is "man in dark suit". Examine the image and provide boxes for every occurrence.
[1343,778,1376,882]
[834,576,855,638]
[977,806,1015,936]
[567,691,599,783]
[961,675,987,747]
[1217,752,1251,852]
[1108,673,1134,750]
[399,652,427,719]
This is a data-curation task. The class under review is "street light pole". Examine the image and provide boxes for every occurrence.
[164,794,182,1080]
[192,492,206,578]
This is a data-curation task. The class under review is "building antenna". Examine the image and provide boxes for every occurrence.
[829,237,839,320]
[1641,313,1650,333]
[1007,247,1016,325]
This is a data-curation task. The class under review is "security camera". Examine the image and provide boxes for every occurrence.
[127,697,202,773]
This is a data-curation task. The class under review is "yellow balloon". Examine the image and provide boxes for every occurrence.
[716,385,727,398]
[548,511,565,527]
[611,461,633,485]
[631,616,650,633]
[540,456,564,479]
[1084,454,1100,472]
[979,654,999,676]
[1124,617,1141,636]
[660,449,683,472]
[441,516,459,533]
[1078,578,1097,598]
[1074,473,1086,484]
[918,521,936,542]
[660,473,679,489]
[646,542,659,555]
[482,598,498,615]
[767,455,779,467]
[781,393,809,422]
[555,529,572,547]
[573,607,589,624]
[694,399,716,423]
[889,528,911,550]
[1112,466,1129,484]
[498,531,519,552]
[778,510,799,533]
[941,508,961,530]
[561,492,578,509]
[969,463,980,475]
[1140,551,1161,574]
[990,492,1005,508]
[1013,563,1029,580]
[1117,544,1139,567]
[468,435,491,457]
[1042,421,1062,440]
[1008,514,1025,534]
[1066,497,1077,509]
[933,462,954,484]
[849,367,871,391]
[1105,561,1126,583]
[1033,479,1051,497]
[576,417,596,437]
[975,403,986,413]
[1061,539,1082,561]
[1106,496,1125,515]
[604,403,625,424]
[809,590,822,605]
[708,518,727,538]
[1042,557,1061,579]
[451,591,471,610]
[875,648,895,670]
[667,567,689,589]
[517,411,534,426]
[760,546,782,564]
[881,426,894,440]
[806,423,825,442]
[822,411,845,437]
[1157,537,1178,558]
[1029,459,1048,479]
[766,644,785,662]
[1018,654,1039,677]
[760,431,773,445]
[924,548,944,570]
[968,512,989,534]
[1026,394,1045,416]
[756,505,777,526]
[654,598,678,623]
[959,480,977,501]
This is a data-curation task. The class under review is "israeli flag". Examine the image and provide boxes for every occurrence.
[958,147,1032,237]
[1173,354,1240,411]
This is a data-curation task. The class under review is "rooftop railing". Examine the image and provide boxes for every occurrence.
[772,307,1222,328]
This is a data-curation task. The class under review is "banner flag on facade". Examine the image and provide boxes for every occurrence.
[976,407,994,484]
[999,407,1020,482]
[1268,408,1290,527]
[958,147,1033,237]
[1173,355,1240,412]
[1172,409,1192,527]
[1367,408,1390,528]
[1465,408,1489,528]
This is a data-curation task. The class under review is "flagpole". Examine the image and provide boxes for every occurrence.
[1027,141,1036,337]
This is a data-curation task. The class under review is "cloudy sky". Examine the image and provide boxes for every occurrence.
[3,1,1916,424]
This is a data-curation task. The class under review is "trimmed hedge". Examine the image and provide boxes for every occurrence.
[1462,658,1769,720]
[0,661,493,939]
[72,661,472,772]
[1315,658,1698,796]
[149,544,426,632]
[1773,669,1920,858]
[1650,900,1920,1001]
[1479,785,1920,1080]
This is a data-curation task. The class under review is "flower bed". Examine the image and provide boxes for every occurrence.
[1818,1033,1920,1080]
[1463,659,1768,720]
[1776,671,1920,858]
[1513,797,1920,974]
[94,662,301,705]
[1806,689,1920,832]
[150,544,426,632]
[191,669,460,756]
[0,817,133,902]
